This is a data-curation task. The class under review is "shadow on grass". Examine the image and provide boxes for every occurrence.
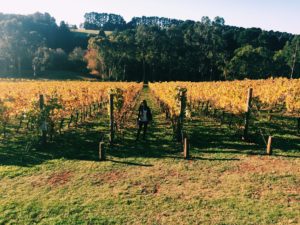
[186,118,261,155]
[108,159,153,167]
[190,157,240,161]
[1,89,299,168]
[1,113,299,168]
[2,113,298,168]
[0,119,107,167]
[107,119,181,159]
[0,111,182,168]
[186,116,300,157]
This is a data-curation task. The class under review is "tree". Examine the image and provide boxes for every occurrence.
[164,26,185,80]
[49,48,68,70]
[135,25,149,82]
[56,21,74,52]
[32,47,51,75]
[68,47,87,71]
[0,12,81,76]
[109,30,136,80]
[228,45,273,80]
[32,47,69,74]
[273,50,290,77]
[280,36,300,78]
[85,37,109,78]
[0,19,25,75]
[83,12,126,30]
[128,16,183,28]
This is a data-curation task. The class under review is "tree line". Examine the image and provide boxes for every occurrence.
[83,12,184,30]
[84,13,300,81]
[0,12,88,76]
[0,11,299,81]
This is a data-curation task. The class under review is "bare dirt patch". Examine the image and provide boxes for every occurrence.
[90,171,126,186]
[47,171,73,187]
[30,171,73,188]
[226,157,300,175]
[157,169,187,181]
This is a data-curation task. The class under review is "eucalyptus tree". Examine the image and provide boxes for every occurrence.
[281,36,300,78]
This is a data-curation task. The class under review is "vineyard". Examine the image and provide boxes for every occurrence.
[1,78,298,145]
[150,78,300,143]
[0,80,143,144]
[150,78,300,116]
[0,78,299,224]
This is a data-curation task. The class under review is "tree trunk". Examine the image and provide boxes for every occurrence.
[33,65,37,77]
[17,57,21,76]
[123,64,126,81]
[142,58,146,83]
[291,40,299,79]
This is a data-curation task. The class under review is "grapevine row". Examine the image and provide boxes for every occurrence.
[150,78,300,117]
[0,80,143,142]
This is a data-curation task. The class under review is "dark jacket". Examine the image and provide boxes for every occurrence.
[137,105,152,122]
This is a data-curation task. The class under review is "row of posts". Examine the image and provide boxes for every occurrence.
[99,93,114,161]
[244,88,273,155]
[179,87,273,159]
[100,87,281,161]
[39,92,115,147]
[40,89,273,160]
[100,90,191,161]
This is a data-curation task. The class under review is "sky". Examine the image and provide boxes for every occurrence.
[1,0,300,34]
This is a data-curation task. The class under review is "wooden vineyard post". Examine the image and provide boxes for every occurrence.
[39,94,47,145]
[266,136,273,155]
[243,88,253,140]
[183,137,190,159]
[176,87,187,142]
[221,111,225,125]
[75,111,79,126]
[99,96,103,111]
[297,118,300,135]
[205,101,209,116]
[68,115,73,128]
[59,119,64,135]
[109,93,114,143]
[99,142,106,161]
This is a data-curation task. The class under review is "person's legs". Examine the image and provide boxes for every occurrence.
[143,122,148,139]
[136,121,143,140]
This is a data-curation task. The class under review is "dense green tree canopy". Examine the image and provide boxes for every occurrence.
[84,13,298,81]
[83,12,126,30]
[0,12,87,75]
[0,11,299,80]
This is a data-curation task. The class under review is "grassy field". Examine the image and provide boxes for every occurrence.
[0,70,98,81]
[0,87,299,224]
[71,29,113,37]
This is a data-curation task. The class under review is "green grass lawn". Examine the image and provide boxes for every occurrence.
[71,29,112,37]
[0,70,98,81]
[0,87,299,224]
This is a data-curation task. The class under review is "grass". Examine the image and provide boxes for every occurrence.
[0,70,97,81]
[71,29,113,37]
[0,87,299,224]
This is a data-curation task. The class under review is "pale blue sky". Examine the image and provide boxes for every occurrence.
[1,0,299,34]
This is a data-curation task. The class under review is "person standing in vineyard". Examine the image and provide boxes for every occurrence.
[136,100,152,141]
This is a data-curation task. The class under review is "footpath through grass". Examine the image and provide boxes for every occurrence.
[0,87,299,224]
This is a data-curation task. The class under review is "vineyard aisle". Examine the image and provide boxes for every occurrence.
[110,86,181,161]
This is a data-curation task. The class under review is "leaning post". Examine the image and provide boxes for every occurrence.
[266,136,273,155]
[243,88,253,140]
[99,142,106,161]
[183,137,190,159]
[39,94,47,145]
[109,93,114,144]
